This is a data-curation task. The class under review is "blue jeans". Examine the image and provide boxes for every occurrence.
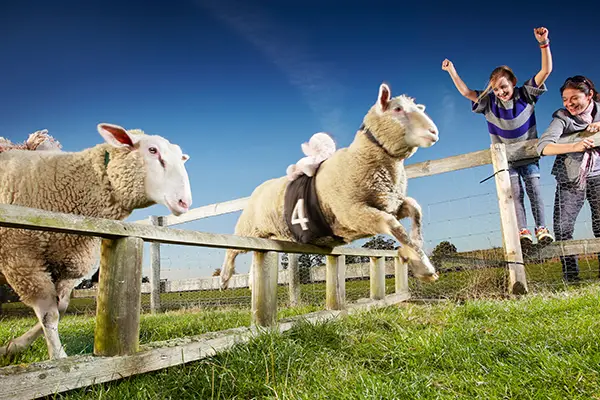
[509,161,546,231]
[553,175,600,280]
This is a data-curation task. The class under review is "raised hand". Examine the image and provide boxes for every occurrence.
[534,27,549,43]
[441,59,455,73]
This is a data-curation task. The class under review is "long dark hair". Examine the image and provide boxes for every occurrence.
[560,75,600,101]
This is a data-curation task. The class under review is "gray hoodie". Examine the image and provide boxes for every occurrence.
[537,101,600,183]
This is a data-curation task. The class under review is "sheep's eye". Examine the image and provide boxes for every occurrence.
[394,106,403,112]
[149,147,158,154]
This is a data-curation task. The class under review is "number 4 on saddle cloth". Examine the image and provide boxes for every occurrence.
[283,164,342,244]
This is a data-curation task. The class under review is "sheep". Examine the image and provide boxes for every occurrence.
[0,129,62,152]
[220,82,439,290]
[0,123,192,359]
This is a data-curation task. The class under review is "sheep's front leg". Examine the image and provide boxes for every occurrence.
[396,197,424,248]
[346,205,438,282]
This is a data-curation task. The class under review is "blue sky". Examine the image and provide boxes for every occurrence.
[2,0,599,279]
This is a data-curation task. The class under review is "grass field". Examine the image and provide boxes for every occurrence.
[1,283,598,399]
[1,257,598,318]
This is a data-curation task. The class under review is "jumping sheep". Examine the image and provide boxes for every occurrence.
[0,123,192,359]
[220,83,439,289]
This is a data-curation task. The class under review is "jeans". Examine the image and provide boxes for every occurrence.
[509,161,546,230]
[553,175,600,280]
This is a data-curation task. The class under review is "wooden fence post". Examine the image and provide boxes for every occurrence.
[370,256,386,300]
[326,255,346,310]
[94,236,144,356]
[394,257,409,295]
[251,251,279,327]
[287,253,301,306]
[149,216,163,313]
[490,143,528,295]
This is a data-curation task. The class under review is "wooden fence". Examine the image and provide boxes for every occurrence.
[0,203,408,399]
[2,140,600,399]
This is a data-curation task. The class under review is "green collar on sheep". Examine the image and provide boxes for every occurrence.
[359,123,394,157]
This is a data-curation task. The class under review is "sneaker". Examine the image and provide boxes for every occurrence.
[519,228,533,247]
[535,226,555,246]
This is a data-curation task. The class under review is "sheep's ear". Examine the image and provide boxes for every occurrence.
[377,83,391,112]
[97,123,141,149]
[182,154,190,162]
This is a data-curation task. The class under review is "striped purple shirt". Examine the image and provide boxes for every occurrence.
[472,77,547,166]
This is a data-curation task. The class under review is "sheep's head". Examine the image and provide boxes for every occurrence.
[98,123,192,216]
[365,83,439,156]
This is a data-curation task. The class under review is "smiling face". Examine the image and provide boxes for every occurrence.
[492,76,515,102]
[562,87,593,116]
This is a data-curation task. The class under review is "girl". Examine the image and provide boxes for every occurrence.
[441,27,554,248]
[537,75,600,281]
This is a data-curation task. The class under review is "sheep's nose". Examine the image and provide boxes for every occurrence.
[178,199,189,210]
[429,128,438,136]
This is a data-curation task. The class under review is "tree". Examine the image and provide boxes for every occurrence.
[431,241,457,258]
[346,235,398,264]
[431,241,457,269]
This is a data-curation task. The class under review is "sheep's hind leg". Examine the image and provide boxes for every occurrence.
[33,294,67,359]
[0,324,44,357]
[0,279,77,358]
[220,248,246,290]
[348,205,438,282]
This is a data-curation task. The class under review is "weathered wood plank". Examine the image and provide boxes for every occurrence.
[524,238,600,260]
[251,252,278,327]
[0,204,397,257]
[94,237,144,356]
[490,143,528,295]
[394,257,409,295]
[287,253,301,306]
[326,255,346,310]
[369,257,386,300]
[149,216,163,314]
[406,149,492,179]
[134,197,250,226]
[347,292,411,312]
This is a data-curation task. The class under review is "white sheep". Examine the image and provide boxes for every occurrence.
[220,83,439,289]
[0,123,192,359]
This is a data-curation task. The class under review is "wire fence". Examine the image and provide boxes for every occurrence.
[2,142,600,317]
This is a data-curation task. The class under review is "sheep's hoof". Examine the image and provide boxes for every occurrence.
[0,341,23,357]
[219,276,230,291]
